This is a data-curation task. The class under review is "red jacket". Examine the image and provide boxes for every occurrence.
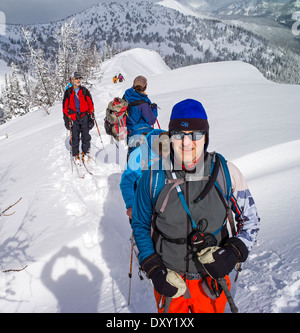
[63,87,94,121]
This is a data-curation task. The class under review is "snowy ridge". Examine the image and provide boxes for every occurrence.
[157,0,211,18]
[0,49,300,313]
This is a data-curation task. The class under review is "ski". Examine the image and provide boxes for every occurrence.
[71,154,93,179]
[73,160,85,179]
[82,160,93,176]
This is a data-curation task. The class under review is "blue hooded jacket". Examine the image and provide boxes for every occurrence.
[119,129,165,211]
[123,87,158,137]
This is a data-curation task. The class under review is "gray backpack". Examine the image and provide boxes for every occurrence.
[104,97,128,141]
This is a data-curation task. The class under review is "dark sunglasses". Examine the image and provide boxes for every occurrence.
[170,130,206,141]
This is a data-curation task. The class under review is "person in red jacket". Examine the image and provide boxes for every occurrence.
[63,72,94,164]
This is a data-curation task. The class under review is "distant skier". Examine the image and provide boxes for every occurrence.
[118,73,125,82]
[113,75,118,84]
[63,72,94,165]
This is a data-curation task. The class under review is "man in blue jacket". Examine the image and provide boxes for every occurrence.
[123,76,158,144]
[131,99,260,313]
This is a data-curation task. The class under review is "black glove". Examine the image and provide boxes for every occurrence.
[199,237,248,280]
[150,103,157,110]
[141,253,178,297]
[64,114,72,130]
[88,112,95,130]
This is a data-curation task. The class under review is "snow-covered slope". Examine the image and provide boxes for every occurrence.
[0,48,300,313]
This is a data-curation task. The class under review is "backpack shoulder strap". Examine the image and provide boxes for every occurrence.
[129,100,147,107]
[213,152,236,236]
[66,87,73,98]
[127,99,149,116]
[65,87,73,112]
[193,153,221,203]
[80,86,89,101]
[214,152,232,202]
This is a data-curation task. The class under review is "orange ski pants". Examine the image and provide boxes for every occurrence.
[153,276,231,313]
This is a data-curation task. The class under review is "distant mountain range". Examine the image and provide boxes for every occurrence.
[205,0,300,27]
[0,0,299,85]
[176,0,294,18]
[174,0,299,27]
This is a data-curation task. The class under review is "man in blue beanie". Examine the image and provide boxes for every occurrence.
[168,99,209,172]
[131,99,260,313]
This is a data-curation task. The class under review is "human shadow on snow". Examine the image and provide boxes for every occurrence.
[41,246,103,313]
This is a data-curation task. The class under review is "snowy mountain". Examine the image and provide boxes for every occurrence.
[195,0,300,65]
[172,0,292,16]
[277,0,300,27]
[161,0,210,12]
[208,0,292,18]
[207,0,300,32]
[0,48,300,313]
[0,0,299,86]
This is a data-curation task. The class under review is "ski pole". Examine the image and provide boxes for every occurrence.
[197,251,238,313]
[218,278,238,313]
[68,116,74,172]
[68,116,73,150]
[94,118,105,151]
[156,119,161,129]
[128,229,134,305]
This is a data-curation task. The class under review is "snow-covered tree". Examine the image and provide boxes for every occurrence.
[0,64,29,121]
[0,74,12,121]
[55,19,79,97]
[103,40,114,61]
[22,27,56,114]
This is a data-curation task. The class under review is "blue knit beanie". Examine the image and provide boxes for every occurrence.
[169,99,209,150]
